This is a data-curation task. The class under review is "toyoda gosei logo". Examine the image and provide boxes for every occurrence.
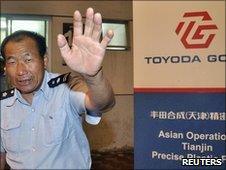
[175,11,218,49]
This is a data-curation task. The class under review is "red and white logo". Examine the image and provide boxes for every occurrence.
[175,11,218,49]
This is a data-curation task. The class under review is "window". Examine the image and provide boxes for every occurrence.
[0,15,49,46]
[102,21,129,50]
[1,17,7,44]
[62,20,129,51]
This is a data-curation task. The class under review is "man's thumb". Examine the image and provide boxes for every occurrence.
[57,34,70,57]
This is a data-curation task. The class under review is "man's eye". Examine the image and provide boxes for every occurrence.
[24,54,32,63]
[25,58,32,62]
[7,60,16,64]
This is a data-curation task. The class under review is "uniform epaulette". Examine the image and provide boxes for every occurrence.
[0,88,15,100]
[48,72,71,88]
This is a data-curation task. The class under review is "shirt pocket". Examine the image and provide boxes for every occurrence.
[1,119,21,153]
[42,108,69,147]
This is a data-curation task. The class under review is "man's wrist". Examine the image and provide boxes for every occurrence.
[82,66,103,83]
[90,66,103,77]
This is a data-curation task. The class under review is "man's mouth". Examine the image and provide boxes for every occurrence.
[17,78,32,86]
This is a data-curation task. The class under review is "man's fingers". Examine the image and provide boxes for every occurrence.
[100,30,114,49]
[92,13,102,41]
[73,10,83,37]
[57,34,71,58]
[84,7,94,37]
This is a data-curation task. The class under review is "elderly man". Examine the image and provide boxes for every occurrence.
[0,7,115,169]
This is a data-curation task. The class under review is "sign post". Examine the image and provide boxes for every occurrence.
[133,1,225,169]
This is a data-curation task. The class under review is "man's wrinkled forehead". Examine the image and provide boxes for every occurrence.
[5,38,38,54]
[5,36,36,50]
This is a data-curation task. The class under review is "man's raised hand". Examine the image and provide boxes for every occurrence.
[57,7,114,76]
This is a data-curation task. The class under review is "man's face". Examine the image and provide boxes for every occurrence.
[4,37,47,94]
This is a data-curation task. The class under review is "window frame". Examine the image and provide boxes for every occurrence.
[102,19,130,51]
[1,14,50,43]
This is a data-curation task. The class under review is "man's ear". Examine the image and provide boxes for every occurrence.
[44,55,49,69]
[3,67,6,75]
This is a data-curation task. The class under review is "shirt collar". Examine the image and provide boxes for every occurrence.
[4,88,18,107]
[39,70,51,101]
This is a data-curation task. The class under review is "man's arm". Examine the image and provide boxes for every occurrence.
[0,153,6,170]
[84,68,115,113]
[57,7,115,113]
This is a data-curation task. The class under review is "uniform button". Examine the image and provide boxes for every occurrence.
[31,127,35,131]
[32,148,36,152]
[31,108,35,112]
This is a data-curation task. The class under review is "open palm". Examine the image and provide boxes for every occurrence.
[57,8,113,76]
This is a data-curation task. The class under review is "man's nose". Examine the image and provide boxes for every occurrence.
[16,62,27,75]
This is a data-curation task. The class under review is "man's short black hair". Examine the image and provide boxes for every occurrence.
[1,30,47,60]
